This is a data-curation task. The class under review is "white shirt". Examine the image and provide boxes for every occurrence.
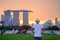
[32,24,44,37]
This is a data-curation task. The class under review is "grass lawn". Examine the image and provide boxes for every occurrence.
[0,34,60,40]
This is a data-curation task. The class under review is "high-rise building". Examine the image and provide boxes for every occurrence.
[55,18,58,26]
[57,21,60,28]
[22,10,33,25]
[13,11,20,26]
[55,18,60,28]
[1,15,4,21]
[4,10,11,26]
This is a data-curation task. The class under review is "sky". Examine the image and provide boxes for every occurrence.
[0,0,60,24]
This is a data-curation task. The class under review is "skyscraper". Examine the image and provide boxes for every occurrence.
[22,10,33,25]
[55,18,58,26]
[13,11,20,26]
[4,10,11,26]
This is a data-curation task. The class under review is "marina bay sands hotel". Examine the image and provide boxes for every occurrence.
[1,10,33,26]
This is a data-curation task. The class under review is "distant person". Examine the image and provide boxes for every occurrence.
[31,19,45,40]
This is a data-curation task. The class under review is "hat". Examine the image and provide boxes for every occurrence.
[35,19,40,22]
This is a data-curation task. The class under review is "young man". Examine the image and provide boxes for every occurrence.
[31,19,45,40]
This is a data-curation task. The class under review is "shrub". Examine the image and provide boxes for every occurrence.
[0,27,13,30]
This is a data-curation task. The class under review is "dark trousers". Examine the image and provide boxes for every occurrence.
[34,37,42,40]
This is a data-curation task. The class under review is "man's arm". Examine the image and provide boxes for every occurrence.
[31,28,34,35]
[41,28,45,34]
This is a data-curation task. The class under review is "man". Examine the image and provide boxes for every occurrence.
[31,19,45,40]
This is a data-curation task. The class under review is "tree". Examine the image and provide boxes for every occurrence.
[47,26,59,30]
[20,25,31,34]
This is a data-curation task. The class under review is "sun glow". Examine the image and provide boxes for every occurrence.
[20,20,45,25]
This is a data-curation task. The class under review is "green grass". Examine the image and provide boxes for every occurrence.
[43,34,60,40]
[0,34,60,40]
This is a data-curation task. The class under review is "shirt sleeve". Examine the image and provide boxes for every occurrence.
[41,24,44,28]
[32,25,35,28]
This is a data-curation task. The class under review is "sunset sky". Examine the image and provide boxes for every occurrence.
[0,0,60,24]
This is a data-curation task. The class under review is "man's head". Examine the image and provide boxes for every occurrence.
[35,19,40,24]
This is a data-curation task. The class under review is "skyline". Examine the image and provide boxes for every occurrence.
[0,0,60,24]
